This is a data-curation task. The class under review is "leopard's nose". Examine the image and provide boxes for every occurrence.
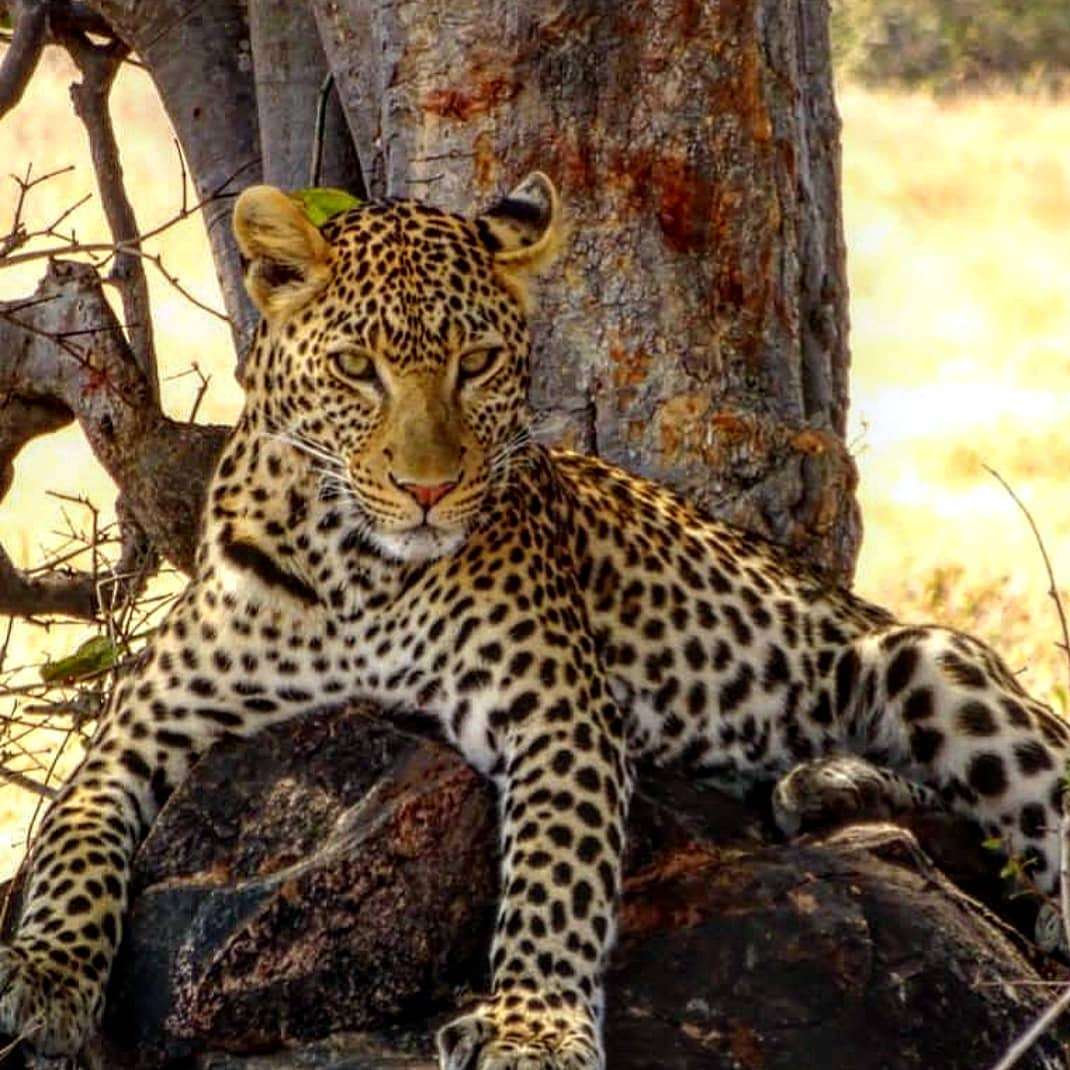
[398,479,457,509]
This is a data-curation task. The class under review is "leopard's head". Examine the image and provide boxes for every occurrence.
[233,173,562,562]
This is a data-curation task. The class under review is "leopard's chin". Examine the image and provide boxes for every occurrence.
[369,523,468,564]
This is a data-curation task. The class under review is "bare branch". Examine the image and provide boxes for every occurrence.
[0,157,253,325]
[0,0,128,121]
[0,0,47,121]
[0,766,56,799]
[1,163,77,257]
[186,362,210,423]
[310,71,334,187]
[0,156,253,270]
[0,541,96,619]
[83,0,262,353]
[61,25,158,402]
[0,260,228,579]
[0,491,159,623]
[0,394,70,499]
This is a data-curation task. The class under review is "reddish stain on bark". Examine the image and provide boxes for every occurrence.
[610,343,650,389]
[653,155,715,254]
[544,130,596,195]
[422,75,520,121]
[673,0,702,38]
[655,394,711,460]
[83,365,114,395]
[729,1023,765,1070]
[472,131,498,191]
[791,428,835,456]
[607,148,719,255]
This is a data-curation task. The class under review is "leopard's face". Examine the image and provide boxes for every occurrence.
[233,175,562,562]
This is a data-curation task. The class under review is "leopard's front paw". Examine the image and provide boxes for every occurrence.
[0,943,96,1056]
[436,995,602,1070]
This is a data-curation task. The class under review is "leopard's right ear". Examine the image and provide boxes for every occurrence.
[233,186,331,320]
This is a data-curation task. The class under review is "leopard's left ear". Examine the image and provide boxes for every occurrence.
[477,172,564,289]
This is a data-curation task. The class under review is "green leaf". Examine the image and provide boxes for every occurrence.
[289,187,362,228]
[40,635,119,684]
[981,837,1005,852]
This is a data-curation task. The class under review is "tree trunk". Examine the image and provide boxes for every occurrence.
[247,0,364,193]
[312,0,859,579]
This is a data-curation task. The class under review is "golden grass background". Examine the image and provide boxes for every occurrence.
[0,53,1067,871]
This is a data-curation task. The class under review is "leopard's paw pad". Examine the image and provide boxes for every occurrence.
[436,997,601,1070]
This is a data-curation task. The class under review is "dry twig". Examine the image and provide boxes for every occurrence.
[0,163,88,260]
[0,160,254,273]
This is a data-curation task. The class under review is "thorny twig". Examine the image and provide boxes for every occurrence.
[0,496,167,822]
[0,159,255,324]
[165,361,211,423]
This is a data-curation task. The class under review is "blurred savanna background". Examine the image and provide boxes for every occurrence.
[0,0,1068,872]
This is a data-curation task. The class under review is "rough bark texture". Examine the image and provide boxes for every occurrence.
[312,0,859,579]
[81,707,1066,1070]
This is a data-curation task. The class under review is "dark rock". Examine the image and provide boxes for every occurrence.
[101,706,1068,1069]
[105,707,497,1067]
[193,1032,436,1069]
[609,824,1062,1069]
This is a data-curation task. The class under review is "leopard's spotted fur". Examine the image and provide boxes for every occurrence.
[0,174,1066,1068]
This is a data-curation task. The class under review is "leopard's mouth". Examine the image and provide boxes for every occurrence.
[371,522,468,564]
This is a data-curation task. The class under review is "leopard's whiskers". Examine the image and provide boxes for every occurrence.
[261,426,347,473]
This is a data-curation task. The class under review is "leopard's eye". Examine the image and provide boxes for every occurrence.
[457,346,501,386]
[331,347,380,387]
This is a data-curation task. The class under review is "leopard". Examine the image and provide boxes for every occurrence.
[1,170,1068,1070]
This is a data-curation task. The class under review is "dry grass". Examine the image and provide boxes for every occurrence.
[841,86,1070,711]
[0,59,1068,870]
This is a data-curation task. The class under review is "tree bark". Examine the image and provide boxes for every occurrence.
[312,0,859,579]
[84,0,262,358]
[0,262,227,575]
